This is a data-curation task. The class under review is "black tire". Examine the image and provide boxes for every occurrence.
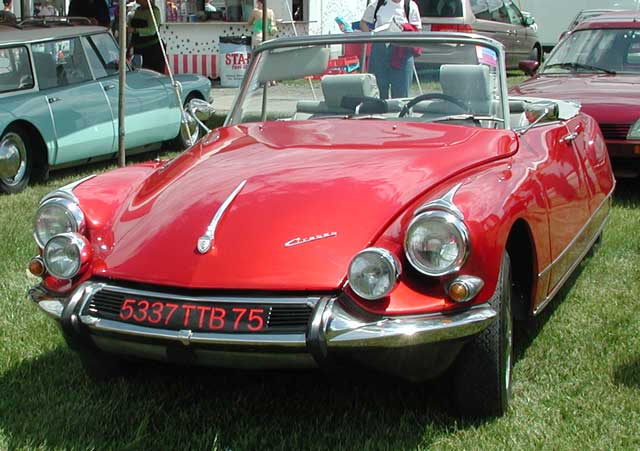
[170,93,201,150]
[453,252,514,418]
[0,124,32,194]
[529,45,541,64]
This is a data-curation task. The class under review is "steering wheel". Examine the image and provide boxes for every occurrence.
[398,93,470,118]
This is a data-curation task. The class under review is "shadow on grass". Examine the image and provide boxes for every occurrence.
[613,178,640,207]
[613,359,640,390]
[0,346,484,450]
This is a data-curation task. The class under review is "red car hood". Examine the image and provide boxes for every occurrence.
[90,121,517,290]
[512,74,640,125]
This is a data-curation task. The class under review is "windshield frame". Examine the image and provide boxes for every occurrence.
[225,32,510,130]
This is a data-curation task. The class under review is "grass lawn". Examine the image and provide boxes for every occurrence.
[1,75,639,450]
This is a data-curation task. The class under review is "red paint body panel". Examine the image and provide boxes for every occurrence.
[68,113,614,316]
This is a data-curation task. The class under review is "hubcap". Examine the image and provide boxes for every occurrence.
[0,133,27,186]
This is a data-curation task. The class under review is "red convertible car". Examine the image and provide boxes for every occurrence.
[28,33,614,418]
[513,11,640,177]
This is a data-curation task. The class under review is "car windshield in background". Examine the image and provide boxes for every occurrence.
[417,0,463,17]
[0,46,34,93]
[229,37,505,128]
[543,28,640,75]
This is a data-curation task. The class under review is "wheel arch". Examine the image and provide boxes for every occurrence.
[505,218,537,320]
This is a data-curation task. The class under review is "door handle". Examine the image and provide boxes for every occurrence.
[560,132,579,143]
[48,97,62,104]
[103,84,116,91]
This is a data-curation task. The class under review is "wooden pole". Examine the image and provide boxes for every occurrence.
[262,0,267,42]
[117,0,127,167]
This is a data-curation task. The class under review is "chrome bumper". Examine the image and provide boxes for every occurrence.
[29,282,496,378]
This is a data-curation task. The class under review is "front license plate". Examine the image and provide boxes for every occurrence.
[118,298,269,333]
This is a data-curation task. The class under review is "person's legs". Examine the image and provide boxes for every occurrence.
[368,43,391,99]
[390,56,413,99]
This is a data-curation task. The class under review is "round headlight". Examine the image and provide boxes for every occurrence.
[34,198,85,248]
[43,233,90,279]
[404,210,469,277]
[348,248,401,301]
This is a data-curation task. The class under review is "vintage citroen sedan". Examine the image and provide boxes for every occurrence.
[28,32,614,418]
[0,17,210,194]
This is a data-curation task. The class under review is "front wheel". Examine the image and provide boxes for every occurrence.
[452,252,514,418]
[529,45,541,64]
[0,124,32,194]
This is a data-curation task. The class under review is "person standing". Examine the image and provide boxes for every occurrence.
[247,0,277,48]
[68,0,110,27]
[0,0,16,23]
[360,0,422,99]
[129,0,165,73]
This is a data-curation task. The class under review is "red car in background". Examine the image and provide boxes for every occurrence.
[513,11,640,177]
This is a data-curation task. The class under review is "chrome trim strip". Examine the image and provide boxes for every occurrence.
[78,316,308,348]
[325,302,496,348]
[39,175,96,205]
[197,179,247,254]
[538,190,613,278]
[414,183,464,220]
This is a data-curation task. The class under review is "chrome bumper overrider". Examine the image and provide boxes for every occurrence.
[29,282,496,376]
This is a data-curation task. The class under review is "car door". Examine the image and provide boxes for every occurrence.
[503,1,533,61]
[83,32,181,150]
[471,1,517,66]
[32,37,115,165]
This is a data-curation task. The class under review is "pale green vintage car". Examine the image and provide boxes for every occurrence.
[0,19,212,194]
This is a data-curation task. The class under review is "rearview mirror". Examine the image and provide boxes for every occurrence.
[519,59,540,77]
[188,98,216,133]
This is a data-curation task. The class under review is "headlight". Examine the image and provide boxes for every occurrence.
[34,198,85,248]
[43,233,91,279]
[627,119,640,140]
[404,210,469,277]
[348,247,401,301]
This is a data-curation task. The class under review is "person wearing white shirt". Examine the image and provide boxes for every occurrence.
[360,0,422,99]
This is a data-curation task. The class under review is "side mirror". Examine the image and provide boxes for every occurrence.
[523,16,535,27]
[188,98,216,133]
[519,59,540,77]
[518,101,560,134]
[131,54,143,70]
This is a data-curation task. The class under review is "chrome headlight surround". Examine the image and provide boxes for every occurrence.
[33,197,86,248]
[404,210,470,277]
[43,232,91,279]
[348,247,402,301]
[627,119,640,141]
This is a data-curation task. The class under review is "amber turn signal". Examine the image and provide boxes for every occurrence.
[28,257,45,277]
[446,276,484,303]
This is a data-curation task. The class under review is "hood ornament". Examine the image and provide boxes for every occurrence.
[285,232,337,248]
[197,180,247,254]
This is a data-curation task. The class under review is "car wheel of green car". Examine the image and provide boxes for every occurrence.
[452,252,514,418]
[0,124,32,194]
[176,94,201,149]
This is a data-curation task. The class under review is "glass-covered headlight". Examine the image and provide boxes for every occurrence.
[348,248,401,301]
[404,210,469,277]
[627,119,640,141]
[43,233,91,279]
[34,198,85,248]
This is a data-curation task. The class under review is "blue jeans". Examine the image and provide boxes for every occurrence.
[368,43,414,100]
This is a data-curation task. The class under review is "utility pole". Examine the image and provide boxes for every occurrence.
[117,0,126,167]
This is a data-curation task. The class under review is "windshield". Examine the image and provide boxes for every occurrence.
[228,36,506,128]
[543,28,640,75]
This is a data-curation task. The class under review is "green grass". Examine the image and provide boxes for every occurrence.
[1,79,640,450]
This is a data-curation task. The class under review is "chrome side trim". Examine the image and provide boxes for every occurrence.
[325,302,496,348]
[414,183,464,220]
[39,175,95,205]
[197,179,247,254]
[538,191,613,278]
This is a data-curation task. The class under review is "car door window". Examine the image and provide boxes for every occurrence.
[82,38,108,79]
[0,46,34,93]
[32,38,91,89]
[504,2,523,26]
[88,33,122,77]
[471,0,502,21]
